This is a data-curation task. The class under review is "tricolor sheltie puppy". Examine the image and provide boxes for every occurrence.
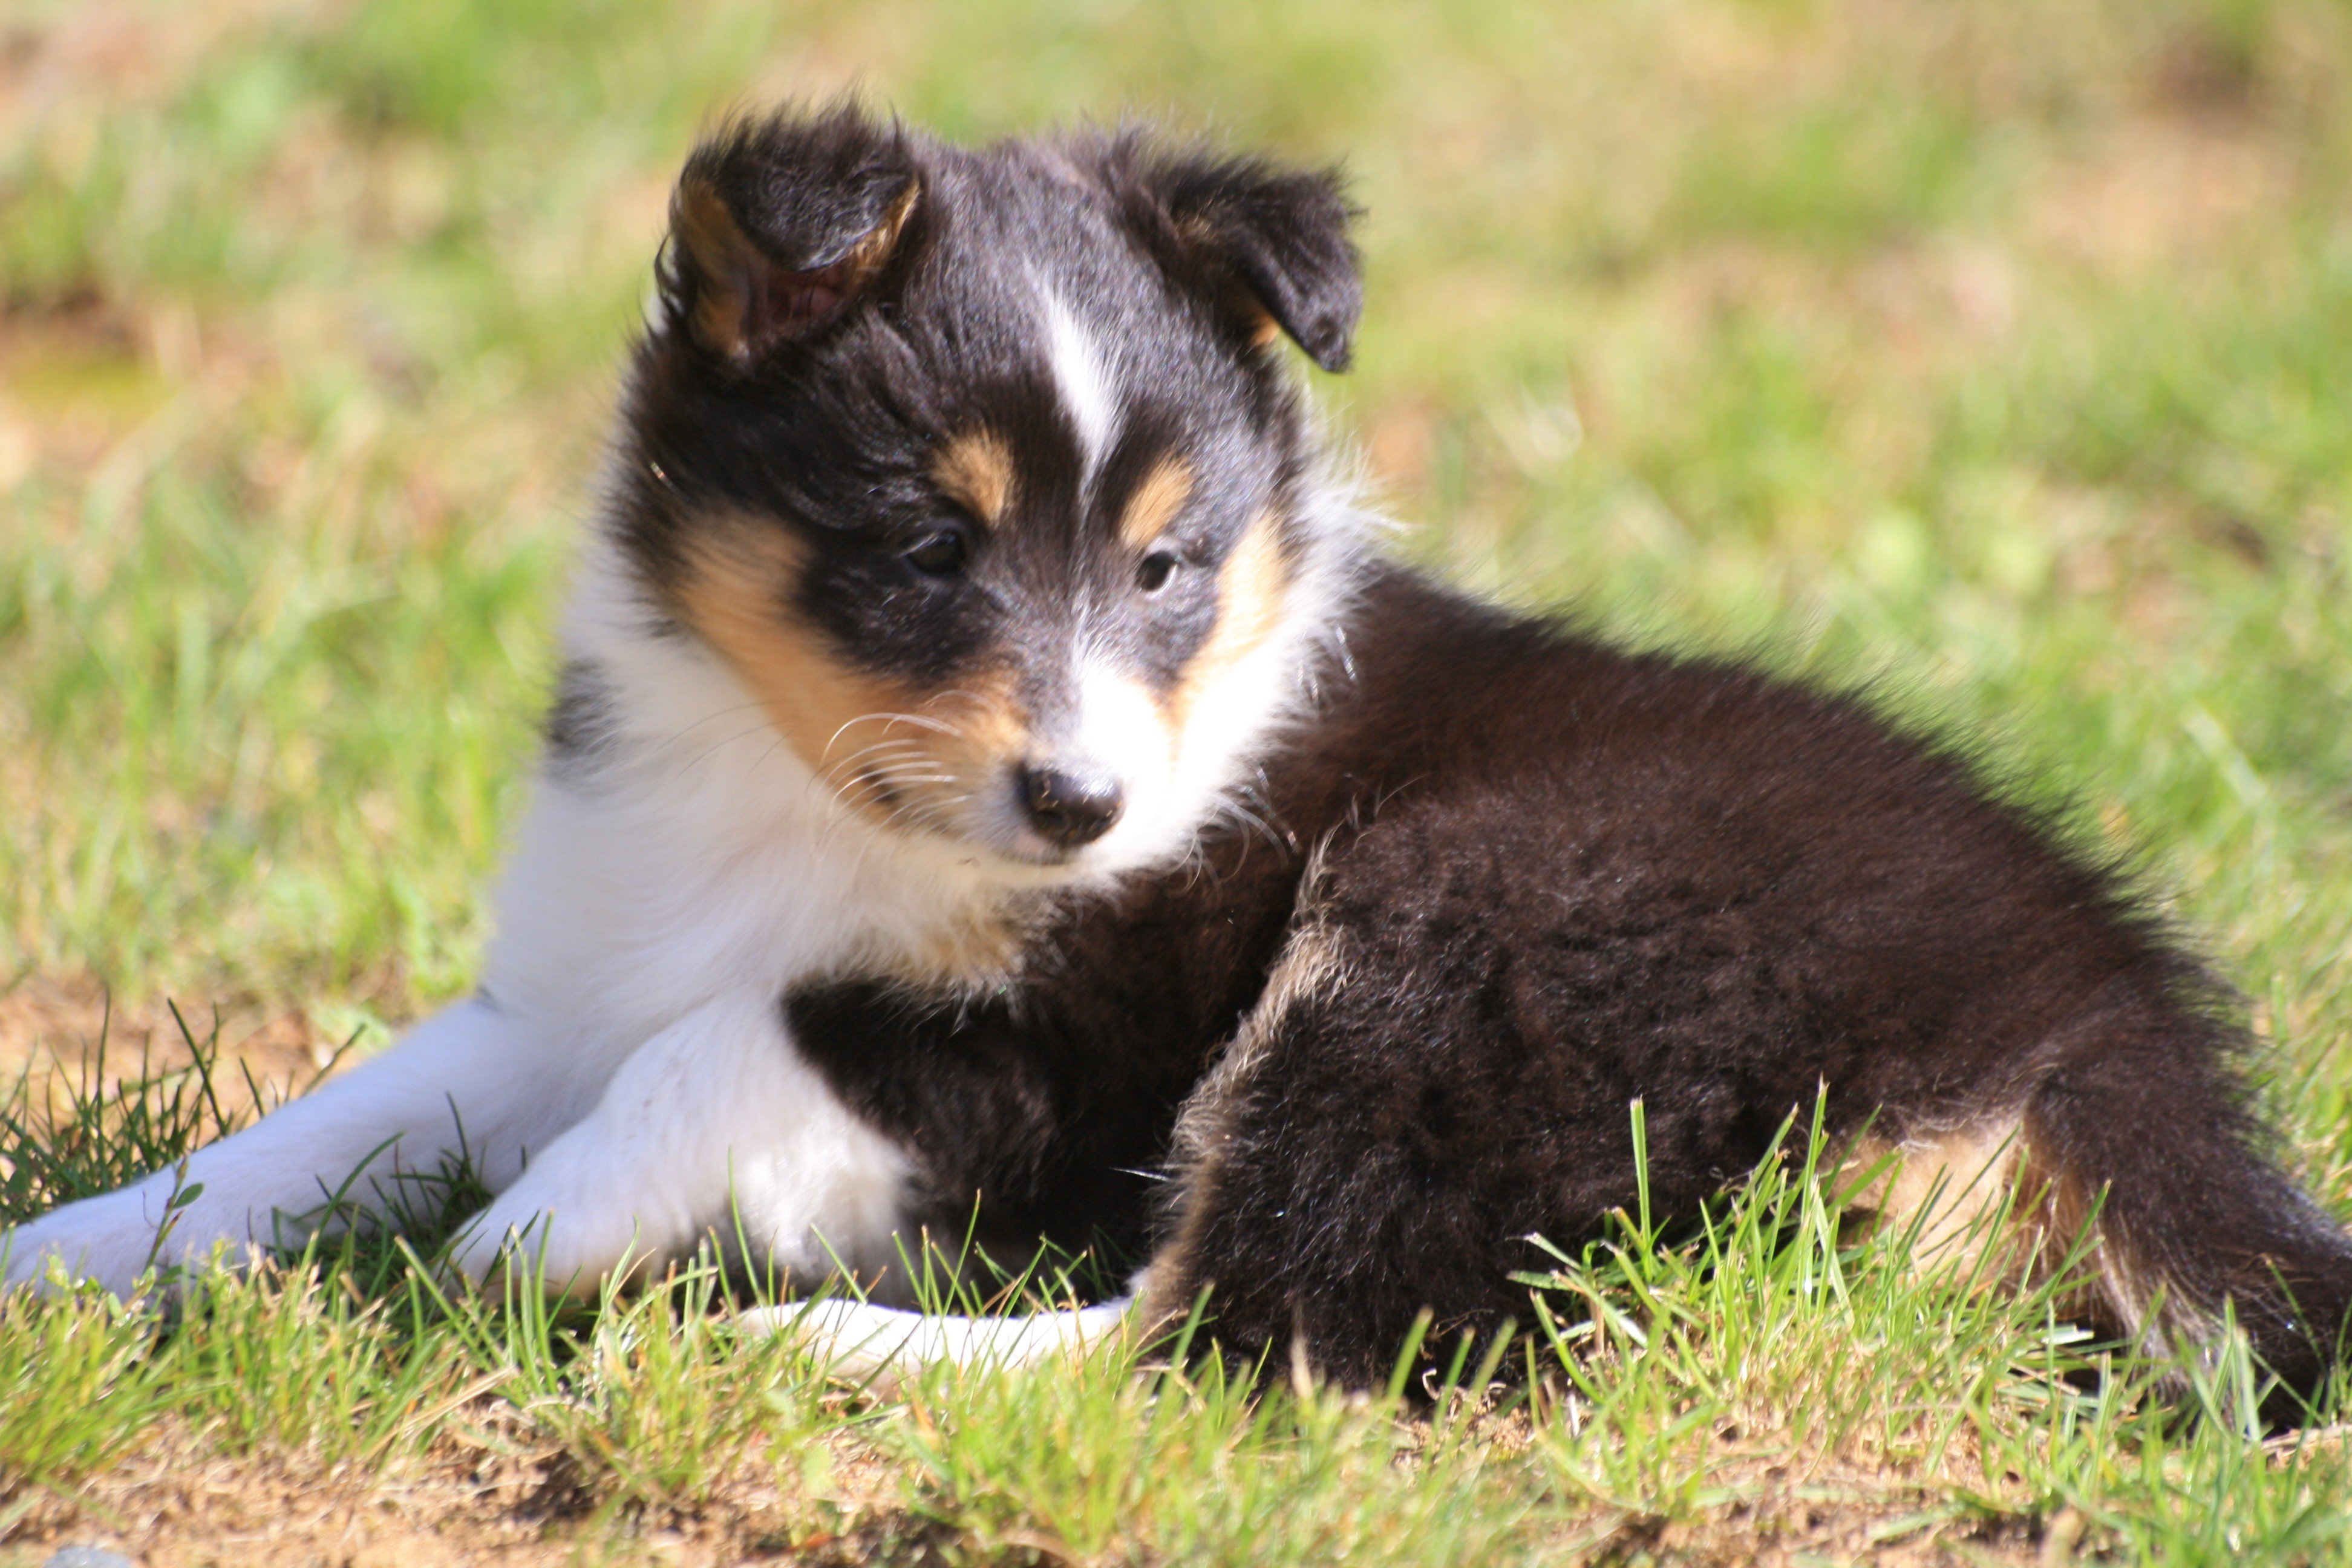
[11,106,2351,1410]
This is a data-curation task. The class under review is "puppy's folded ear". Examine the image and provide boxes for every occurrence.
[1116,140,1363,373]
[659,105,921,367]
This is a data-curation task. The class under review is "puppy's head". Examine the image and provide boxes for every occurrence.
[615,105,1361,876]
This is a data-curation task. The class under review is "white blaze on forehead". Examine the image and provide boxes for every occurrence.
[1041,289,1120,480]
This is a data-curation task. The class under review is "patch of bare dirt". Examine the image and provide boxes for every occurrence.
[1628,1471,2050,1567]
[4,1433,2059,1568]
[2030,114,2298,272]
[7,1448,884,1568]
[0,976,342,1128]
[4,1424,945,1568]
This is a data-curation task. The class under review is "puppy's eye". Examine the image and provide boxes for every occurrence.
[903,529,970,578]
[1137,550,1181,594]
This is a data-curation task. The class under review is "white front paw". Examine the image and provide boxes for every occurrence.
[2,1182,253,1297]
[445,1185,660,1299]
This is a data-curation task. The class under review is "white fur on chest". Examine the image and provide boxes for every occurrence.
[489,538,1013,1040]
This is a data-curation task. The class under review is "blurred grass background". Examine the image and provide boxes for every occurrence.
[1,0,2347,1162]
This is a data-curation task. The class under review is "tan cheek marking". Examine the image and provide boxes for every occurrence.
[1118,456,1194,551]
[922,664,1031,779]
[931,431,1015,526]
[671,524,922,817]
[1168,511,1292,730]
[675,521,1047,846]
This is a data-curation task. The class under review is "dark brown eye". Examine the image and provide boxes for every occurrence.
[1137,550,1180,593]
[904,528,970,578]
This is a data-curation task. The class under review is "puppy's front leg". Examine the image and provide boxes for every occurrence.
[4,995,592,1295]
[446,990,912,1296]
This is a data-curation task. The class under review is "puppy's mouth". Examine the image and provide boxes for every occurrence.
[795,666,1173,877]
[844,757,1137,875]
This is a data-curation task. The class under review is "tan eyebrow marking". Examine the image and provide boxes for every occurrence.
[930,430,1016,526]
[1118,455,1195,551]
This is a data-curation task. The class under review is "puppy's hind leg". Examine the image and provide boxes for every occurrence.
[3,996,585,1296]
[1136,915,1569,1391]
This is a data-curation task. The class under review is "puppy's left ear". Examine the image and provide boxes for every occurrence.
[1119,142,1363,373]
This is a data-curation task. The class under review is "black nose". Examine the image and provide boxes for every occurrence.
[1018,765,1124,848]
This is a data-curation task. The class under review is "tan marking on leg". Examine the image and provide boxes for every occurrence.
[1166,510,1291,729]
[1838,1116,2209,1362]
[1839,1121,2030,1273]
[1838,1117,2127,1321]
[2010,1106,2213,1359]
[930,430,1015,526]
[1117,455,1194,551]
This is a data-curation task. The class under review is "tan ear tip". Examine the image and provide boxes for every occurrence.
[670,179,745,260]
[856,175,924,263]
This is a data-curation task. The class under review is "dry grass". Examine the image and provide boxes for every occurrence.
[4,1425,911,1568]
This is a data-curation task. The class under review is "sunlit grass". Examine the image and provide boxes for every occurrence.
[10,1050,2352,1561]
[5,0,2351,1559]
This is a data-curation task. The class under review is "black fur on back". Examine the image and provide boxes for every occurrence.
[783,561,2352,1413]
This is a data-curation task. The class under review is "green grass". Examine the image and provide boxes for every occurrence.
[5,0,2352,1560]
[6,1060,2352,1563]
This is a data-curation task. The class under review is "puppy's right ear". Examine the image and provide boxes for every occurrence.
[658,106,921,367]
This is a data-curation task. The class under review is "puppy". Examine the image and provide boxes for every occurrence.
[11,105,2351,1411]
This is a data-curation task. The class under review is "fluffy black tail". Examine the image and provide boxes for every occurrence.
[2024,1002,2352,1420]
